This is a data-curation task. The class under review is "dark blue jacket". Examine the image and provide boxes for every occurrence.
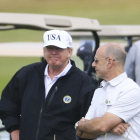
[0,60,95,140]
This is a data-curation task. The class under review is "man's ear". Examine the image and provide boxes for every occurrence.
[107,58,114,68]
[68,48,73,58]
[43,47,46,52]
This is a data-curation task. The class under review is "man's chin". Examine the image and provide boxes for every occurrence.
[96,73,101,79]
[50,60,59,65]
[51,63,59,66]
[50,62,61,67]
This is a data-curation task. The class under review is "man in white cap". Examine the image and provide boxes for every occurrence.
[0,30,96,140]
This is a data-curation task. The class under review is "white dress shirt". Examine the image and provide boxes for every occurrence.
[44,60,72,98]
[85,72,140,140]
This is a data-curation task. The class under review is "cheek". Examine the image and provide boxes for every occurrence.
[44,52,48,57]
[66,49,72,57]
[61,51,70,58]
[97,64,105,71]
[44,52,50,61]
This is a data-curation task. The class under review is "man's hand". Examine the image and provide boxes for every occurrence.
[76,113,124,139]
[110,123,130,135]
[79,117,88,122]
[76,117,98,139]
[11,130,20,140]
[76,117,89,138]
[77,130,98,139]
[76,130,83,138]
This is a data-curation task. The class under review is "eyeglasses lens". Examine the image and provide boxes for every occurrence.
[94,58,98,63]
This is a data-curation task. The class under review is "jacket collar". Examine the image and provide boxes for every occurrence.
[34,59,76,81]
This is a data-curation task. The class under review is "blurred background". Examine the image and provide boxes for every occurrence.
[0,0,140,139]
[0,0,140,95]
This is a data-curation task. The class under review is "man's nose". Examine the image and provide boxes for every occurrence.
[92,61,96,67]
[51,49,57,54]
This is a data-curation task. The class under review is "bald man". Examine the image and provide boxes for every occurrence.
[75,43,140,140]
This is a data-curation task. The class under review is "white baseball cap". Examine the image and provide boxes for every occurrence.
[43,30,73,49]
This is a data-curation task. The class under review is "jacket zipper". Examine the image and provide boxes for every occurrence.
[36,104,43,140]
[47,86,58,110]
[35,86,58,140]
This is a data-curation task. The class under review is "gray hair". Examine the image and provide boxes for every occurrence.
[105,44,126,65]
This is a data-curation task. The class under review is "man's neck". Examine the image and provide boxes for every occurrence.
[48,66,63,80]
[105,68,124,82]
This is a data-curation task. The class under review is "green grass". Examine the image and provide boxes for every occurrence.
[0,29,44,42]
[0,56,83,95]
[0,57,40,95]
[0,0,139,94]
[0,0,140,42]
[0,0,140,25]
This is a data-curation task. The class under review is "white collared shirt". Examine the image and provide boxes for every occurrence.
[44,60,72,98]
[85,72,140,140]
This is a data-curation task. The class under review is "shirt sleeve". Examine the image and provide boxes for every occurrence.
[107,88,140,122]
[85,89,99,120]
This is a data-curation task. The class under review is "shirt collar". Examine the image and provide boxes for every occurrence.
[100,72,128,87]
[44,60,72,78]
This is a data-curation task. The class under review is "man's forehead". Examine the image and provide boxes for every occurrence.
[96,46,105,57]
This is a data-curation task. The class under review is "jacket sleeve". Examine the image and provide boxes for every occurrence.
[78,75,96,118]
[124,44,136,81]
[77,77,96,140]
[0,66,29,132]
[78,89,95,119]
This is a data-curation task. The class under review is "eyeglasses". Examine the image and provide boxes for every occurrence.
[46,46,63,52]
[94,57,115,63]
[94,57,109,63]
